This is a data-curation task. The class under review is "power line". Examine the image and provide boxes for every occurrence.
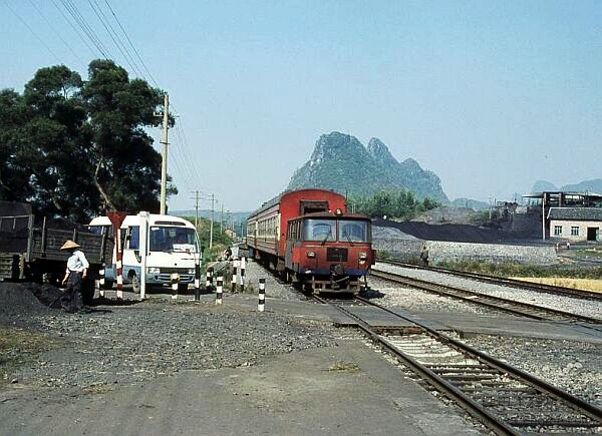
[102,0,160,87]
[50,0,97,57]
[3,1,62,63]
[87,0,144,77]
[27,0,85,64]
[59,0,111,58]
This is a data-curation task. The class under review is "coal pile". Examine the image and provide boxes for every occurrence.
[0,283,63,325]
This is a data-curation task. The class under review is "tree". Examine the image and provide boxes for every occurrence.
[0,60,175,220]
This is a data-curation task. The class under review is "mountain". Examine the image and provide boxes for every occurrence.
[451,198,489,210]
[287,132,448,202]
[531,180,558,192]
[530,178,602,194]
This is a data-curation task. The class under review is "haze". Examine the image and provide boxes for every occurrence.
[2,0,600,212]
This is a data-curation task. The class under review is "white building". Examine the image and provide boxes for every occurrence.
[547,208,602,242]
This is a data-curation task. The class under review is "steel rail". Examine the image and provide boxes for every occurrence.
[314,295,602,434]
[313,295,519,436]
[354,295,602,423]
[370,269,602,325]
[382,260,602,301]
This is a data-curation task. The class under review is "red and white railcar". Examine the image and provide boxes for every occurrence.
[246,189,374,293]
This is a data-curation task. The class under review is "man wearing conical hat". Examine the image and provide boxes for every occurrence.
[60,240,89,313]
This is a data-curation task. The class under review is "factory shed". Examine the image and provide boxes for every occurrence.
[547,207,602,242]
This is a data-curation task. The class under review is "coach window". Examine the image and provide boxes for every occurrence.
[339,220,369,242]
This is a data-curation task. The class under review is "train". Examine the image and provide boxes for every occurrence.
[246,189,375,293]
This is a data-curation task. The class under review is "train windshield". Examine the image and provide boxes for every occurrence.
[150,227,199,252]
[302,219,336,242]
[338,220,370,242]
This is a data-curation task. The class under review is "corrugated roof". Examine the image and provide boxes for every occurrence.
[547,207,602,221]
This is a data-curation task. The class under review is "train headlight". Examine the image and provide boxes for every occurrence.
[148,267,160,274]
[187,268,195,274]
[359,252,368,260]
[307,251,316,258]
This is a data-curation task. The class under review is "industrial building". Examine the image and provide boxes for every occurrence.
[522,191,602,241]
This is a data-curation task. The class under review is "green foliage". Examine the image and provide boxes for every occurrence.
[0,60,174,221]
[436,259,602,280]
[349,189,440,220]
[183,216,233,262]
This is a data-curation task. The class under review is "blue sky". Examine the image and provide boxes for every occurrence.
[2,1,601,211]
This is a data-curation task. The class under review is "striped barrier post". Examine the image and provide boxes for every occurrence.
[97,264,105,298]
[240,257,246,292]
[170,273,179,300]
[231,260,239,292]
[194,259,201,301]
[216,276,223,305]
[258,278,265,312]
[206,267,213,291]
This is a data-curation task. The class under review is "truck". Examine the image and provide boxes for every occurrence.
[88,213,201,292]
[0,202,113,301]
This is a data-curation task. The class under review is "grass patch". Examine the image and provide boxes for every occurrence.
[511,277,602,293]
[327,361,360,373]
[435,260,602,280]
[0,327,52,388]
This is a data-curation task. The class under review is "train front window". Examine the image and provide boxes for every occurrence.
[338,220,370,242]
[302,219,336,242]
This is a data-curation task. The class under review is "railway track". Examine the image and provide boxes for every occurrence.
[315,295,602,435]
[382,260,602,301]
[370,268,602,326]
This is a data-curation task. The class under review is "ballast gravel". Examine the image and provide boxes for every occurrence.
[460,335,602,408]
[367,276,498,316]
[374,262,602,320]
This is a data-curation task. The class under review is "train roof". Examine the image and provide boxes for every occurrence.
[248,188,345,218]
[297,212,371,220]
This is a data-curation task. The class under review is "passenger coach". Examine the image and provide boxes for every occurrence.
[246,189,374,293]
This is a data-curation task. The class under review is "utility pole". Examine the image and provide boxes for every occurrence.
[192,190,200,230]
[220,204,224,233]
[159,93,169,215]
[209,193,215,249]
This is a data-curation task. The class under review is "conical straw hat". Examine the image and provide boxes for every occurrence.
[60,240,80,250]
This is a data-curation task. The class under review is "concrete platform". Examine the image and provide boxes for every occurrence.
[0,342,481,435]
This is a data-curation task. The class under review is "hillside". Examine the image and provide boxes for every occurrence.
[287,132,448,202]
[530,179,602,193]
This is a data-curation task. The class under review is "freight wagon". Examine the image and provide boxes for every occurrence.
[0,202,112,300]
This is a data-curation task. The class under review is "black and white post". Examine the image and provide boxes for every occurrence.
[258,278,265,312]
[231,260,239,292]
[98,264,105,298]
[206,267,213,291]
[170,273,179,300]
[239,257,246,292]
[216,276,223,305]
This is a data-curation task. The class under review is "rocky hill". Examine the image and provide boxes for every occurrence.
[531,179,602,193]
[287,132,448,202]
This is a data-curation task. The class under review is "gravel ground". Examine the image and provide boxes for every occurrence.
[236,259,305,301]
[366,276,505,317]
[460,334,602,408]
[1,293,337,395]
[374,262,602,320]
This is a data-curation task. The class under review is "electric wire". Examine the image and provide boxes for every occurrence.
[87,0,145,77]
[3,1,62,63]
[50,0,97,57]
[59,0,110,58]
[27,0,85,64]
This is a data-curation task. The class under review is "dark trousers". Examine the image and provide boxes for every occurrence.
[61,272,84,313]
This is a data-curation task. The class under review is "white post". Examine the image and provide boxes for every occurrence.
[138,211,149,301]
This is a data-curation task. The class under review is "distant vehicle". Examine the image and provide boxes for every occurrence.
[0,201,112,302]
[88,214,201,292]
[246,189,375,293]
